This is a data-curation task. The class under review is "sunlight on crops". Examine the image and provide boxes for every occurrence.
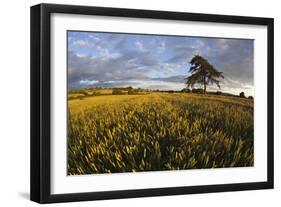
[67,93,254,175]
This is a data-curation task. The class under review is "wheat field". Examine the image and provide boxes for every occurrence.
[67,93,254,175]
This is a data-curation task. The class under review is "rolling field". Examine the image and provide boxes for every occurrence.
[67,93,254,175]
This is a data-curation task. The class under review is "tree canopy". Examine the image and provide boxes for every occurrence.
[185,55,224,94]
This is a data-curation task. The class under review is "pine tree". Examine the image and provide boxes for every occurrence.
[185,55,224,94]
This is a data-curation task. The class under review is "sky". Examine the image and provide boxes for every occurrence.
[68,31,254,96]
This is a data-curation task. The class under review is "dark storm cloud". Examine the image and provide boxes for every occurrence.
[67,49,158,89]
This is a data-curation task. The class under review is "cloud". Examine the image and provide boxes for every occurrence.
[157,41,166,53]
[135,41,146,52]
[152,75,186,83]
[72,40,89,47]
[67,31,254,95]
[210,39,254,85]
[68,50,152,89]
[167,45,197,63]
[88,34,100,41]
[79,79,99,85]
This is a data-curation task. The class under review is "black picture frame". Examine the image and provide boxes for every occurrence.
[30,3,274,204]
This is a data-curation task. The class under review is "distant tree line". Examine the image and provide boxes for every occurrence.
[180,88,253,99]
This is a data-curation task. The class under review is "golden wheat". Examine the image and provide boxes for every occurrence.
[67,93,254,175]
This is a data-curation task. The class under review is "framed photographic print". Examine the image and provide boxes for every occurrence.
[30,3,274,203]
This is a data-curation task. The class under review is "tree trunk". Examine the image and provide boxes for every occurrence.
[204,83,206,94]
[203,74,207,94]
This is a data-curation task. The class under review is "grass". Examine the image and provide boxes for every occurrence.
[67,92,254,175]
